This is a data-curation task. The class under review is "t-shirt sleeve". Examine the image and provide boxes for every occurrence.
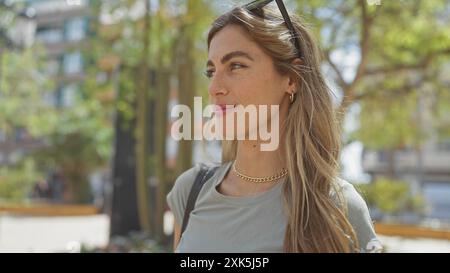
[341,181,383,253]
[166,165,201,227]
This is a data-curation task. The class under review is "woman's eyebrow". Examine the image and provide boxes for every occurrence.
[206,50,255,67]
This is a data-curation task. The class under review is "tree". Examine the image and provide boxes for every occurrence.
[85,0,142,235]
[294,0,450,176]
[0,0,116,204]
[0,4,56,203]
[355,178,426,217]
[96,0,215,241]
[135,0,152,234]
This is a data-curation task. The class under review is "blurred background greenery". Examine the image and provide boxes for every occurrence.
[0,0,449,252]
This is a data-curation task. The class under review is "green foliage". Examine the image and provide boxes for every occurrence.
[0,6,113,203]
[0,47,54,138]
[293,0,450,149]
[355,178,426,215]
[0,158,43,204]
[352,91,423,149]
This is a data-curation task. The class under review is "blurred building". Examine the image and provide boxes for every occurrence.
[362,67,450,221]
[362,142,450,221]
[26,0,91,107]
[0,0,92,165]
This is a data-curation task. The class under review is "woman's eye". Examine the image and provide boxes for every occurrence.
[230,63,246,70]
[204,69,214,78]
[204,63,245,78]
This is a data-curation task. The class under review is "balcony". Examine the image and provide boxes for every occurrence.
[362,148,450,175]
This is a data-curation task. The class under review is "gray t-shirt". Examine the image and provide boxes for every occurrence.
[166,161,382,253]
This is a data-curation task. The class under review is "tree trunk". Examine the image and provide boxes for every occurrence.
[154,69,170,242]
[135,0,151,234]
[110,72,140,236]
[176,23,195,174]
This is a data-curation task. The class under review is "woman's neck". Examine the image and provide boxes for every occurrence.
[234,101,289,177]
[235,140,286,177]
[221,101,290,196]
[223,139,287,196]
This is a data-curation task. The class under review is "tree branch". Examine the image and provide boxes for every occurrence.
[352,0,372,86]
[338,0,374,118]
[365,62,429,76]
[324,49,348,89]
[366,47,450,76]
[354,76,429,101]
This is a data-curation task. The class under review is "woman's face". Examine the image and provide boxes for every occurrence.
[207,24,293,109]
[207,24,294,141]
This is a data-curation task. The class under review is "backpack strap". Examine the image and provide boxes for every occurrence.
[181,164,218,236]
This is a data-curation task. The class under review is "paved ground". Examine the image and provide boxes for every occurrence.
[0,214,449,253]
[377,235,450,253]
[0,214,109,253]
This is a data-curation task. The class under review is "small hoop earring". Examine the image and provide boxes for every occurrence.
[289,93,295,103]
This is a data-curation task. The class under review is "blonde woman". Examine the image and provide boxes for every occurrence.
[167,0,382,253]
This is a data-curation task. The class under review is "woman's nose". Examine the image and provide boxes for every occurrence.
[208,75,228,98]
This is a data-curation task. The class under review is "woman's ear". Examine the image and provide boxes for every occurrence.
[287,58,302,94]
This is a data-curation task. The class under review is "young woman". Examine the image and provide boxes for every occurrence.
[167,0,382,253]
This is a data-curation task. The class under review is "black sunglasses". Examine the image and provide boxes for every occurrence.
[243,0,302,59]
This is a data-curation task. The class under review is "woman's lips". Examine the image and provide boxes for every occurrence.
[214,104,236,116]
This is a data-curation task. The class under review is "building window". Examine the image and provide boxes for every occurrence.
[15,127,27,142]
[378,150,388,163]
[423,182,450,220]
[61,84,78,107]
[63,51,82,75]
[65,17,85,42]
[45,59,60,75]
[436,140,450,151]
[42,91,56,107]
[35,27,63,44]
[0,129,5,142]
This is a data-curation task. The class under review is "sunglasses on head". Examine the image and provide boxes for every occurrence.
[243,0,302,59]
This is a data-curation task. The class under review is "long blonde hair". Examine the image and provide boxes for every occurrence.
[208,6,359,252]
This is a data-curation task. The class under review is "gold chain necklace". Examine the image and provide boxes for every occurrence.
[232,161,288,183]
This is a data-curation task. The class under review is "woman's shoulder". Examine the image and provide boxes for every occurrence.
[332,178,373,224]
[170,162,223,194]
[333,178,383,253]
[166,163,218,225]
[333,178,369,213]
[171,164,203,194]
[167,163,223,209]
